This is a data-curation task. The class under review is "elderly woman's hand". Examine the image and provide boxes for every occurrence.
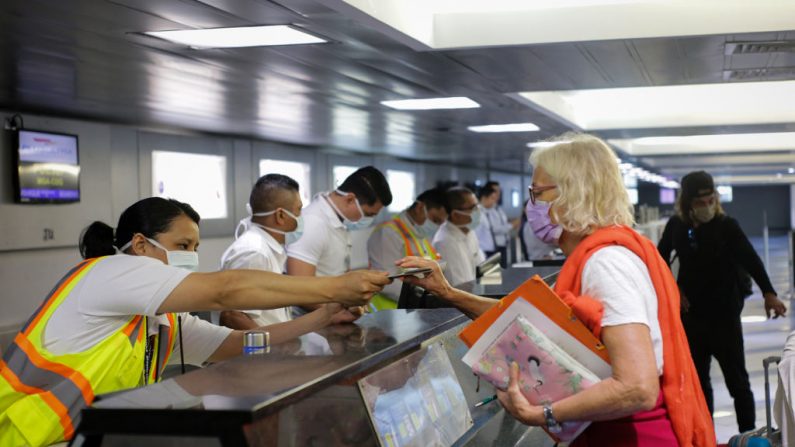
[394,256,452,299]
[496,362,544,426]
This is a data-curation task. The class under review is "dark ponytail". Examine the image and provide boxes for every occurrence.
[79,197,201,260]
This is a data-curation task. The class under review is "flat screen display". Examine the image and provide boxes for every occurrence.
[660,188,676,205]
[14,130,80,203]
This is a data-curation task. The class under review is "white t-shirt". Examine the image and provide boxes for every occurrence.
[476,206,513,252]
[433,221,486,286]
[44,255,232,366]
[286,193,351,277]
[219,224,291,325]
[581,246,664,375]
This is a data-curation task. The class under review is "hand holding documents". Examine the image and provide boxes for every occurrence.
[459,275,612,443]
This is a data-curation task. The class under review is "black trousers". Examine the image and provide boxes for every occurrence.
[683,312,755,432]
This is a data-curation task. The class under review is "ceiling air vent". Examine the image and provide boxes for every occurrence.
[723,66,795,81]
[725,41,795,55]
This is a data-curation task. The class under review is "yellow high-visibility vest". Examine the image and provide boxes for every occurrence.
[0,257,180,447]
[380,216,440,260]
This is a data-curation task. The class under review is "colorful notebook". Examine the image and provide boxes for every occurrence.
[468,314,600,441]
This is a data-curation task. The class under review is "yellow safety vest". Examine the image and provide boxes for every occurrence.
[381,216,440,260]
[370,216,441,311]
[0,257,179,447]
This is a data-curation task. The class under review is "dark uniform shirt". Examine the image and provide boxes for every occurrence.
[657,214,775,317]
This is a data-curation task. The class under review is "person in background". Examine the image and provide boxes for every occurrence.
[367,188,447,308]
[475,181,518,267]
[218,174,362,329]
[0,197,389,447]
[286,166,392,314]
[658,170,787,433]
[432,186,485,286]
[399,133,715,446]
[518,198,557,260]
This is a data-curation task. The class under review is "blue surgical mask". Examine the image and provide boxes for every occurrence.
[118,237,200,272]
[453,206,481,231]
[419,220,440,238]
[246,204,304,245]
[329,190,375,231]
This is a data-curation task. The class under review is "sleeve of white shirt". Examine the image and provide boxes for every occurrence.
[170,313,233,366]
[222,248,273,272]
[78,256,191,318]
[581,246,656,329]
[286,213,328,266]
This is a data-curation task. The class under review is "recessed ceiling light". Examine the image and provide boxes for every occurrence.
[381,97,480,110]
[527,140,571,148]
[513,80,795,130]
[610,132,795,156]
[468,123,539,133]
[144,25,326,49]
[741,315,768,323]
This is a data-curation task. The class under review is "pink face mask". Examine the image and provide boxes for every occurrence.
[525,199,562,245]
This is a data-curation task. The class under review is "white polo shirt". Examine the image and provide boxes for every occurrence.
[286,192,351,276]
[433,221,485,286]
[219,222,291,325]
[44,255,232,366]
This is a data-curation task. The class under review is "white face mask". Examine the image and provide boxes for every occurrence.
[237,204,304,244]
[328,191,375,231]
[120,237,199,271]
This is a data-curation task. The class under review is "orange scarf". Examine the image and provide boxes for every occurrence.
[554,225,716,447]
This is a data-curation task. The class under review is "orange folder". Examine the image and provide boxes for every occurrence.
[458,274,610,364]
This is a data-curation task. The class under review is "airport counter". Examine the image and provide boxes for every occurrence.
[73,308,554,447]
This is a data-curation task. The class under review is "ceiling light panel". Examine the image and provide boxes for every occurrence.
[145,25,326,49]
[329,0,795,49]
[468,123,539,133]
[514,81,795,130]
[381,97,480,110]
[610,132,795,156]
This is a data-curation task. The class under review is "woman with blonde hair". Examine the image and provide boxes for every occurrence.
[398,133,715,446]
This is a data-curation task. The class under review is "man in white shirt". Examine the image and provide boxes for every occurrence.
[219,174,305,328]
[475,181,518,267]
[287,166,392,309]
[367,188,447,307]
[433,187,485,286]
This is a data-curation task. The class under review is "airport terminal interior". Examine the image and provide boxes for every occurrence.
[2,1,795,446]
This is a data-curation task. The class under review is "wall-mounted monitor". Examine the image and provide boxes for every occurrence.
[660,188,676,205]
[13,129,80,204]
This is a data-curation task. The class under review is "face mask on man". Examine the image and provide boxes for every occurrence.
[419,220,440,238]
[327,190,375,231]
[525,199,562,245]
[453,206,481,231]
[119,237,200,272]
[237,204,304,244]
[691,204,716,224]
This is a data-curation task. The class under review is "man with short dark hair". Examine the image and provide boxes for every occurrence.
[432,187,485,286]
[367,188,447,308]
[287,166,392,279]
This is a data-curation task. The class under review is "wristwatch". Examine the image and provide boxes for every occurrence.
[542,404,563,433]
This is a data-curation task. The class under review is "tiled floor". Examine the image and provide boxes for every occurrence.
[711,235,793,443]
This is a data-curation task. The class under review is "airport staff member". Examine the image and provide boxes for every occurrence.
[286,165,392,280]
[658,170,787,433]
[219,174,360,328]
[433,187,485,286]
[475,181,517,267]
[0,197,389,447]
[366,188,447,308]
[399,134,715,446]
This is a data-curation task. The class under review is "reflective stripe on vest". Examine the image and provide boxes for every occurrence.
[0,257,177,445]
[383,217,439,260]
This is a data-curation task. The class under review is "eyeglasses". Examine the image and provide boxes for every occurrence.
[528,185,557,205]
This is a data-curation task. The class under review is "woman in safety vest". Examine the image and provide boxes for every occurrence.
[0,197,389,447]
[396,134,716,446]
